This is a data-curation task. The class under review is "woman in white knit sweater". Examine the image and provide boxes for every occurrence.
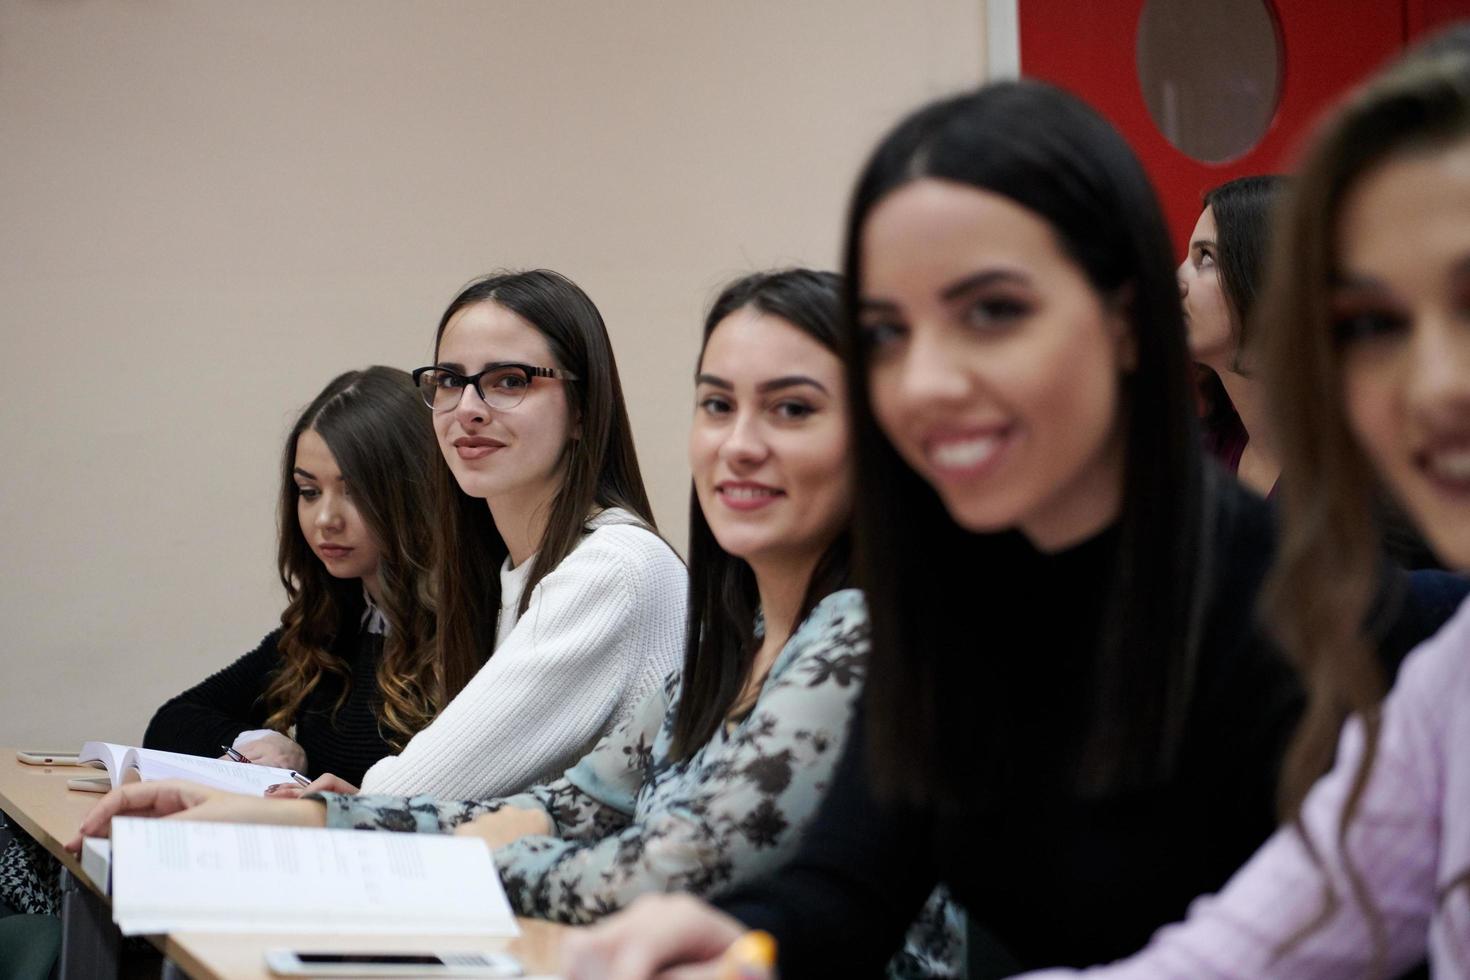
[286,270,687,802]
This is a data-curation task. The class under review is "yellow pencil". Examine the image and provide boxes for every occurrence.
[720,930,776,980]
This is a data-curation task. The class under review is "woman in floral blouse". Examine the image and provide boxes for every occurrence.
[71,269,960,975]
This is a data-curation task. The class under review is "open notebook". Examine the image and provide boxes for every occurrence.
[107,818,519,937]
[79,741,299,796]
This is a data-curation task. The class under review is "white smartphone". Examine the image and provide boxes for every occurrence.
[264,950,522,977]
[16,750,83,766]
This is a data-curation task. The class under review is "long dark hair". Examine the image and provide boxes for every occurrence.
[429,270,658,703]
[668,269,852,760]
[1259,28,1470,967]
[1202,174,1287,356]
[266,366,439,750]
[847,82,1208,805]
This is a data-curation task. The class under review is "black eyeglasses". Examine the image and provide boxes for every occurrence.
[411,363,578,412]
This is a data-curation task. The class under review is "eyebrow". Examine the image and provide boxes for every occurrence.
[1191,239,1216,251]
[293,467,318,481]
[694,373,830,395]
[1330,270,1387,291]
[858,268,1032,311]
[434,360,529,373]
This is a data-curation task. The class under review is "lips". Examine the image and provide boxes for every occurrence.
[1418,442,1470,491]
[922,427,1012,481]
[716,481,785,511]
[318,544,354,560]
[453,435,506,461]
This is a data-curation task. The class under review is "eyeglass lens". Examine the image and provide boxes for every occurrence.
[419,366,533,412]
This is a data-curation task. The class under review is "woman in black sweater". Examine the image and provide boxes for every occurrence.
[560,83,1465,979]
[143,366,439,785]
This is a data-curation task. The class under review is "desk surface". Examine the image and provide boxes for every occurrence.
[0,750,568,979]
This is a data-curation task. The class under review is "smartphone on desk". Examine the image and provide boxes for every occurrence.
[16,750,84,766]
[265,950,522,977]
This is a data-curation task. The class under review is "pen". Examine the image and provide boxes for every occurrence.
[222,745,311,787]
[719,930,776,980]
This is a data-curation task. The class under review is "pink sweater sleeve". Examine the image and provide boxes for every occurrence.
[1016,597,1470,980]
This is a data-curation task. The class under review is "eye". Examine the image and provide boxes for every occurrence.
[963,296,1030,330]
[859,319,907,351]
[772,400,815,421]
[698,395,733,416]
[489,370,530,391]
[1332,310,1408,346]
[434,372,465,390]
[296,485,320,501]
[1196,247,1215,269]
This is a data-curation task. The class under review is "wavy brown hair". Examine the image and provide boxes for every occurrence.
[263,367,439,750]
[427,271,660,703]
[1259,27,1470,970]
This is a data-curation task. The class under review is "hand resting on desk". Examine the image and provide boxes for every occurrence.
[64,779,328,852]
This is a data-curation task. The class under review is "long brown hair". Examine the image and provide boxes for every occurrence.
[428,271,659,703]
[1259,28,1470,968]
[264,367,439,750]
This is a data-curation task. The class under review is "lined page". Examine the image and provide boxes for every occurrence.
[110,818,518,937]
[133,748,298,795]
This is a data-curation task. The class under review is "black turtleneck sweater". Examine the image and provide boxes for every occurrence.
[719,481,1465,977]
[142,624,395,786]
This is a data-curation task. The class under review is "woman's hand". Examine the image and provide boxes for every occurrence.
[265,772,360,798]
[233,732,308,772]
[560,894,751,980]
[65,779,327,851]
[452,806,553,850]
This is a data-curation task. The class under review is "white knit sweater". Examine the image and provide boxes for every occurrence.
[358,508,687,800]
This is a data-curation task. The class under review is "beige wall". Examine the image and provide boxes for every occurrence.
[0,1,983,747]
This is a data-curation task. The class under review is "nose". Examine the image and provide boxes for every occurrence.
[894,327,971,406]
[453,380,490,426]
[718,408,770,469]
[315,493,345,531]
[1406,314,1470,425]
[1177,261,1189,299]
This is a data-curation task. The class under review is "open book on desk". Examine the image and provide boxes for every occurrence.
[78,741,298,796]
[107,817,519,937]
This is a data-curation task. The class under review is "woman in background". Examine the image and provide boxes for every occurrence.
[144,366,439,784]
[3,366,438,925]
[1180,175,1286,497]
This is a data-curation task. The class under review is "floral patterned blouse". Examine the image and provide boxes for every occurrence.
[314,589,961,976]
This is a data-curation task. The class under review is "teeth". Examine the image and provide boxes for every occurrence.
[722,486,778,500]
[1428,449,1470,481]
[930,435,1001,469]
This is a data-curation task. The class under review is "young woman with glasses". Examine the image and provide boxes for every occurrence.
[286,270,687,803]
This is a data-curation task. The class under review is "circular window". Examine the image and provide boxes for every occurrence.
[1136,0,1282,164]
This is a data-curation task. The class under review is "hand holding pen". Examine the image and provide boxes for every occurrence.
[221,744,311,787]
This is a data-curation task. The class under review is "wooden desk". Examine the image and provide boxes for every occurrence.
[0,751,568,979]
